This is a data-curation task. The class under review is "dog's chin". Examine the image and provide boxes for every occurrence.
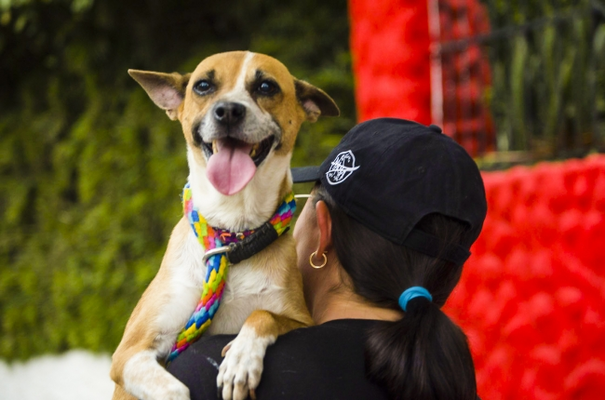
[202,135,275,167]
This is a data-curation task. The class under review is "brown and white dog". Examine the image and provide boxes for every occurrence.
[109,51,339,400]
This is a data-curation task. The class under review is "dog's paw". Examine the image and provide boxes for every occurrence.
[158,383,191,400]
[216,326,276,400]
[124,375,190,400]
[122,350,191,400]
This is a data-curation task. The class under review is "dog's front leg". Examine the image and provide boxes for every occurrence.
[112,346,190,400]
[111,312,196,400]
[217,310,309,400]
[111,218,205,400]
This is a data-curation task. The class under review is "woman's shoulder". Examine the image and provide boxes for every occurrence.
[260,318,379,364]
[168,319,389,399]
[282,318,379,340]
[260,319,389,398]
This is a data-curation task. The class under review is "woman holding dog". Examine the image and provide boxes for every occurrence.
[169,118,487,400]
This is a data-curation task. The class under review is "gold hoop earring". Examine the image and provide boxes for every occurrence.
[309,251,328,269]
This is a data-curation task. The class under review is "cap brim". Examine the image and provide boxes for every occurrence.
[291,166,321,183]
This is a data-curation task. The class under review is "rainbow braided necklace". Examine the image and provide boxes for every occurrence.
[167,183,296,362]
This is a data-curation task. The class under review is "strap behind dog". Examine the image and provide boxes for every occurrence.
[166,183,296,362]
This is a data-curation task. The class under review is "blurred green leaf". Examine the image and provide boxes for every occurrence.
[482,0,602,157]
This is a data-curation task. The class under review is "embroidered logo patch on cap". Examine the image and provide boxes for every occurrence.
[325,150,360,185]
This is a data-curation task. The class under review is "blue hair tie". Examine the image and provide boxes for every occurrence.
[398,286,433,312]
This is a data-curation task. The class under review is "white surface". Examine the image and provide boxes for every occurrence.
[0,350,114,400]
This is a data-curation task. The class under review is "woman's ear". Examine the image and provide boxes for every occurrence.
[314,200,333,255]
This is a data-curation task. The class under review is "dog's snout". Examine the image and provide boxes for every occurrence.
[213,102,246,126]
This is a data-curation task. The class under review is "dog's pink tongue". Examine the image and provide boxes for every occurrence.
[206,139,256,195]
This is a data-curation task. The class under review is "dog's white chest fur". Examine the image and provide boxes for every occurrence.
[160,227,288,337]
[208,262,286,335]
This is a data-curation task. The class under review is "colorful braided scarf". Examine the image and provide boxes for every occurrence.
[167,183,296,362]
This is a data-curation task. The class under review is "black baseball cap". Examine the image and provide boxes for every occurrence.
[292,118,487,266]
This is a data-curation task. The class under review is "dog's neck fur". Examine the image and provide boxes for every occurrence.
[187,146,293,232]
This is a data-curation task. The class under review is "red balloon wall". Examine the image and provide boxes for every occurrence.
[349,0,432,125]
[436,0,495,155]
[444,155,605,399]
[349,0,495,156]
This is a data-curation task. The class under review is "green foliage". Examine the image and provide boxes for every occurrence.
[482,0,605,156]
[0,0,354,360]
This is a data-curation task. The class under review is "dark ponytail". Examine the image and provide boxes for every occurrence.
[314,185,477,400]
[366,302,476,399]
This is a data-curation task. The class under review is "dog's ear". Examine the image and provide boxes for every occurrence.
[128,70,191,121]
[294,79,340,123]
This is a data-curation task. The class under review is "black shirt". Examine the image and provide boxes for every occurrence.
[167,319,389,399]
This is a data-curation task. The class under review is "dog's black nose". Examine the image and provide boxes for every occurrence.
[213,102,246,126]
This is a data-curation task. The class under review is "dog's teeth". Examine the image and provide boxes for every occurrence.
[250,144,259,158]
[212,140,218,154]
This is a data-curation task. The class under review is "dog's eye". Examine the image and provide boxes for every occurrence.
[193,80,214,95]
[257,81,278,95]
